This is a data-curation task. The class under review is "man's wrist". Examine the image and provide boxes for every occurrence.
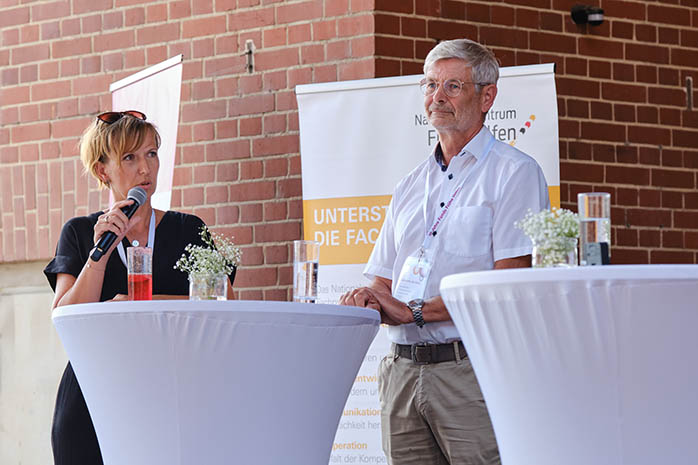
[407,298,426,327]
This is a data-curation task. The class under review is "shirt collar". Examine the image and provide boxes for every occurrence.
[432,126,494,170]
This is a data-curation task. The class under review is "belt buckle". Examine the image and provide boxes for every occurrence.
[411,343,431,365]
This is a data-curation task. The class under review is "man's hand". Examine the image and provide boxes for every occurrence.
[339,287,381,311]
[340,287,412,326]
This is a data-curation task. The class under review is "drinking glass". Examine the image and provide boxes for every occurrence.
[127,246,153,300]
[293,240,320,303]
[577,192,611,266]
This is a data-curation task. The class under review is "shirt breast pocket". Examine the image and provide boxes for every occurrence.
[441,206,493,258]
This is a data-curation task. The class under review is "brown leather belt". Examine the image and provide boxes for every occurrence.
[393,341,467,365]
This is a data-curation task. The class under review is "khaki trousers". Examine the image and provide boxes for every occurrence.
[378,349,500,465]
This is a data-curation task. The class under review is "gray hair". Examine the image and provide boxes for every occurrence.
[423,39,499,88]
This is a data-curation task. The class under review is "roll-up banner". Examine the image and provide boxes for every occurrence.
[110,55,183,211]
[296,63,559,464]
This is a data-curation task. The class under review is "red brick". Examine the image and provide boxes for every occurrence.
[0,6,28,28]
[137,23,179,46]
[427,20,477,42]
[639,189,660,207]
[557,77,600,99]
[181,187,204,207]
[625,43,670,65]
[125,7,145,26]
[240,204,263,222]
[560,161,604,182]
[240,160,263,180]
[72,74,111,96]
[103,11,123,29]
[616,227,638,247]
[263,114,286,134]
[234,267,277,287]
[627,208,671,228]
[206,185,228,204]
[256,48,299,71]
[628,125,671,145]
[207,140,250,161]
[648,4,690,26]
[216,205,239,225]
[95,31,135,52]
[327,41,350,60]
[183,16,226,38]
[216,162,239,182]
[603,1,646,21]
[338,59,374,80]
[301,44,324,64]
[288,23,311,44]
[11,43,49,65]
[73,0,111,14]
[639,229,660,247]
[255,221,301,242]
[481,26,528,48]
[146,3,167,22]
[252,135,298,157]
[41,21,60,40]
[658,27,679,45]
[230,181,275,202]
[650,250,694,264]
[661,149,683,168]
[614,104,635,122]
[662,230,684,248]
[264,202,287,222]
[602,82,646,103]
[579,38,623,59]
[193,165,215,184]
[652,168,694,189]
[377,0,413,14]
[672,129,698,148]
[11,122,49,144]
[662,190,683,209]
[229,93,275,117]
[338,14,373,37]
[264,158,288,177]
[672,48,698,67]
[229,7,275,30]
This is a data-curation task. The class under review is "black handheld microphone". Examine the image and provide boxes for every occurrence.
[90,187,148,262]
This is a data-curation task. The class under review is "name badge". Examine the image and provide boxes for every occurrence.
[393,249,433,303]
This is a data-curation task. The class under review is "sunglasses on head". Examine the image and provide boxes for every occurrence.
[96,110,147,124]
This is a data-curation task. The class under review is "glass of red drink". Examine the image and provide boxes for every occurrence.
[127,246,153,300]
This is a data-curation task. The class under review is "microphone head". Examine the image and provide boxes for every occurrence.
[127,186,148,207]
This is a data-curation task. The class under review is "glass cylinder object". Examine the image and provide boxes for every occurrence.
[127,246,153,301]
[189,273,228,300]
[577,192,611,266]
[532,237,578,268]
[293,240,320,303]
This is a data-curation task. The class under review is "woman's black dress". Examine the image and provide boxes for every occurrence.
[44,211,235,465]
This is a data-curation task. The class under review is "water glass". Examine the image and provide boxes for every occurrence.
[577,192,611,266]
[127,246,153,300]
[293,240,320,303]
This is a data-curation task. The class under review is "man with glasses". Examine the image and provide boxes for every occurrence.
[340,39,549,464]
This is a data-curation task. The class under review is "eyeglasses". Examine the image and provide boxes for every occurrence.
[419,79,490,97]
[96,110,147,124]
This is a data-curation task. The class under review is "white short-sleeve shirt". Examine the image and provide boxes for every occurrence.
[364,126,550,344]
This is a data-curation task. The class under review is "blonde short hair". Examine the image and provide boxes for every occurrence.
[80,114,161,189]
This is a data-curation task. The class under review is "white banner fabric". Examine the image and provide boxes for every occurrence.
[110,55,183,211]
[296,64,559,464]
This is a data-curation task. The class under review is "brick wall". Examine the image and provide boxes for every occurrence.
[372,0,698,264]
[0,0,374,299]
[1,0,697,300]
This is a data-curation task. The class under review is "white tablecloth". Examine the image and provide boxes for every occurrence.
[52,300,380,465]
[440,265,698,465]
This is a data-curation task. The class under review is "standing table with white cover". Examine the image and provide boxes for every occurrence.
[52,301,380,465]
[440,265,698,465]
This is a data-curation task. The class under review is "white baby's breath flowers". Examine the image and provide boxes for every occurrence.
[174,226,241,276]
[515,208,579,267]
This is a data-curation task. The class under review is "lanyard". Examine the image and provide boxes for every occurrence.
[421,135,496,252]
[117,210,156,268]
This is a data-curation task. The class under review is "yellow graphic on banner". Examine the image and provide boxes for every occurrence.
[549,185,560,209]
[303,195,392,265]
[304,187,558,266]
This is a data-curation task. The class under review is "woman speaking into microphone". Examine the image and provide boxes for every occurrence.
[43,111,235,464]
